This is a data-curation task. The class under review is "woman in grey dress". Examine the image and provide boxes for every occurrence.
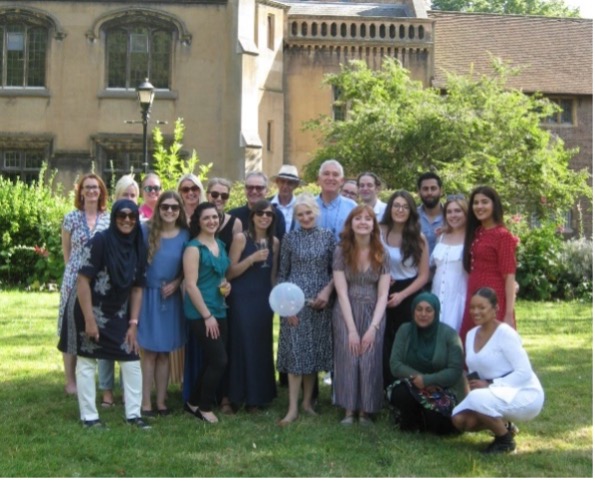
[276,194,335,426]
[333,205,390,425]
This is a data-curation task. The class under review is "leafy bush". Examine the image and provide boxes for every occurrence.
[152,118,212,190]
[512,214,592,302]
[0,168,70,288]
[514,220,564,301]
[555,238,593,301]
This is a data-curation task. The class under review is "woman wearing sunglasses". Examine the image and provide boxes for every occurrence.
[173,174,207,387]
[177,173,207,223]
[226,200,279,412]
[138,173,162,221]
[206,177,243,252]
[138,191,189,417]
[58,200,149,429]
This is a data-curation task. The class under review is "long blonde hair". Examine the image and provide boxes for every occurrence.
[147,191,187,264]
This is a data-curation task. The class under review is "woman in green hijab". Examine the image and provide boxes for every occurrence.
[387,292,466,434]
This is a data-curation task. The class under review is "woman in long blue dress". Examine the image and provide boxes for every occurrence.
[138,191,189,416]
[227,200,279,411]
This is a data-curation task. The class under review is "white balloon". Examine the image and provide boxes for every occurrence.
[269,282,305,317]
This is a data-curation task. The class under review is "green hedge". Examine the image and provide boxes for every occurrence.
[0,170,71,288]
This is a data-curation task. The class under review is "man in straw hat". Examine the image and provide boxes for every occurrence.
[270,165,303,233]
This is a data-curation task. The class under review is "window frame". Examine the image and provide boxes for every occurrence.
[544,97,576,126]
[0,20,48,89]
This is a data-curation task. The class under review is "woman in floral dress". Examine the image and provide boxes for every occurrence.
[276,194,335,426]
[58,173,110,395]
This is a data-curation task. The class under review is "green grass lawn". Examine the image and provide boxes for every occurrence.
[0,291,592,477]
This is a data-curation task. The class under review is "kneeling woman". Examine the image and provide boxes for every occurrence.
[58,199,149,429]
[387,292,465,434]
[183,202,231,424]
[451,287,544,454]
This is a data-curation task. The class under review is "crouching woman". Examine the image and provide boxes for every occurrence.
[387,292,465,435]
[451,287,544,454]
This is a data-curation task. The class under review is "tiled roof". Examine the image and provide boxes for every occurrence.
[430,11,593,95]
[283,0,411,18]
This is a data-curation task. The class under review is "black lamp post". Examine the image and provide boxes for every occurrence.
[136,78,155,173]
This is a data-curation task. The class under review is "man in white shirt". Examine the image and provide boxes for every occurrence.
[270,165,302,233]
[357,171,387,221]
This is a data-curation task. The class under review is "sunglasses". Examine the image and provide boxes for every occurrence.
[180,186,201,194]
[143,185,161,193]
[159,204,181,212]
[115,212,138,221]
[245,185,266,192]
[254,210,274,218]
[208,191,230,201]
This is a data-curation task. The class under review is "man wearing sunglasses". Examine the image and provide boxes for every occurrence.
[229,171,286,242]
[269,165,303,233]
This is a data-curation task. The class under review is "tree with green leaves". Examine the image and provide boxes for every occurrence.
[304,57,590,219]
[151,118,212,190]
[430,0,580,17]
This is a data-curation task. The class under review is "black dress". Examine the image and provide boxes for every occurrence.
[58,232,145,361]
[227,234,277,407]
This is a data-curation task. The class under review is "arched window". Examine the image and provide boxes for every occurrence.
[0,21,48,87]
[106,25,172,89]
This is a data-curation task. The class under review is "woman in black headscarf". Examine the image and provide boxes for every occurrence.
[386,292,465,435]
[58,199,149,429]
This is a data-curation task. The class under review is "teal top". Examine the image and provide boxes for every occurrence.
[390,321,466,403]
[183,238,230,320]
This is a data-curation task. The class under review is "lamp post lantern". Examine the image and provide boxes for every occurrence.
[136,78,155,173]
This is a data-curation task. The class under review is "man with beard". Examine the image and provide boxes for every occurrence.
[416,172,444,255]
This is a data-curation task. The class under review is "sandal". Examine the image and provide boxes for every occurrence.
[101,401,116,408]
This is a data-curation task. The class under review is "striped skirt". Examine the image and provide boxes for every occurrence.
[332,296,385,413]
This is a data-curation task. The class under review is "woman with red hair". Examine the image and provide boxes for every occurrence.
[58,173,110,395]
[332,205,390,425]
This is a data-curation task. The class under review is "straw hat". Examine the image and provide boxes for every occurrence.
[272,165,303,184]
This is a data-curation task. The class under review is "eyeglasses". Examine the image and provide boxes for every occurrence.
[159,204,181,212]
[392,203,410,211]
[245,185,266,192]
[180,186,200,194]
[83,185,99,191]
[447,194,466,201]
[254,210,274,218]
[143,185,161,193]
[115,212,138,221]
[208,191,230,201]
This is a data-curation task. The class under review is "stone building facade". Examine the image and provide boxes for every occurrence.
[0,0,591,231]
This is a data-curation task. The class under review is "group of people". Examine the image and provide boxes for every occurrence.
[55,161,544,455]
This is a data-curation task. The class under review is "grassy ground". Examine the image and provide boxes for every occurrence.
[0,291,592,477]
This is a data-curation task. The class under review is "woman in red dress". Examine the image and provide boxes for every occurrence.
[459,186,518,346]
